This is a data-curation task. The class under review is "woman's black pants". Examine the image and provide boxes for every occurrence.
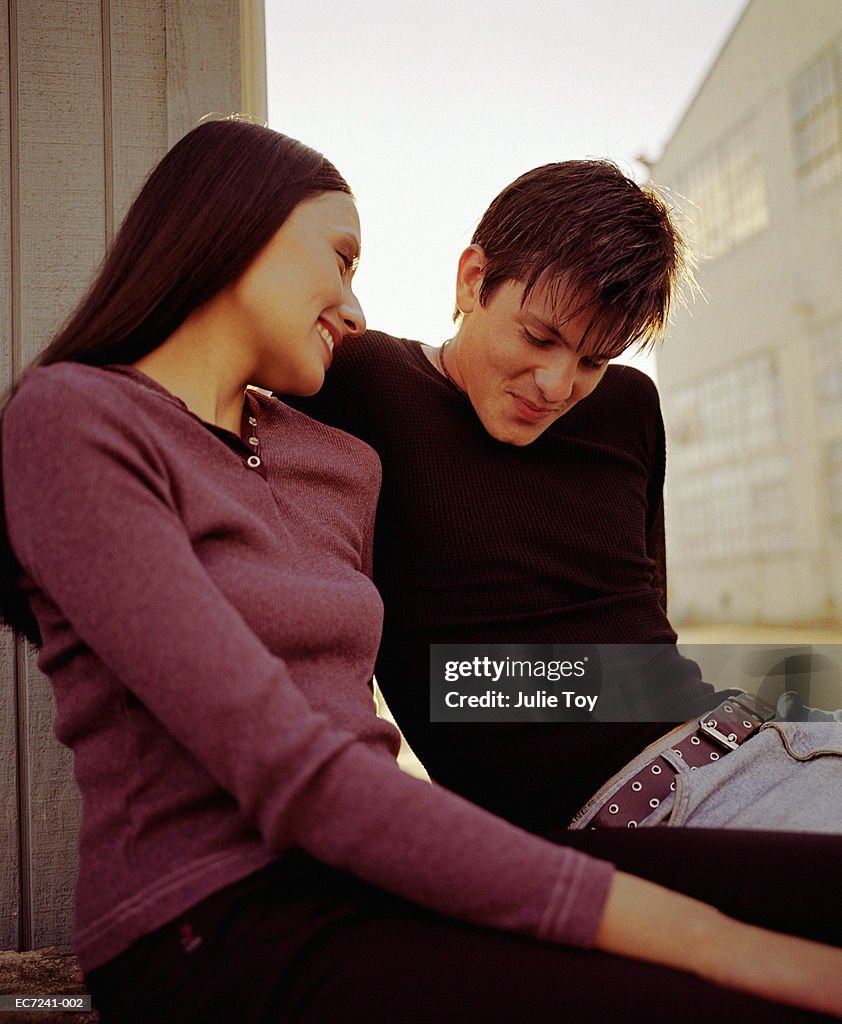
[86,827,841,1024]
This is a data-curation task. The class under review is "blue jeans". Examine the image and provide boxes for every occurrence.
[570,693,842,832]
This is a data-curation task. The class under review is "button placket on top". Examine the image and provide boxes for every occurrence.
[242,392,265,476]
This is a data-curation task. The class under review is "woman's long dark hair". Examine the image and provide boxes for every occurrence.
[1,120,351,642]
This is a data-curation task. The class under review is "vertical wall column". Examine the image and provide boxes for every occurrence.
[0,0,18,956]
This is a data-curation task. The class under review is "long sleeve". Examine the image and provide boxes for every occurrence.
[645,391,669,615]
[2,365,614,968]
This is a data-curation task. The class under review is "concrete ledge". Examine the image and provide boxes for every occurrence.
[0,948,97,1022]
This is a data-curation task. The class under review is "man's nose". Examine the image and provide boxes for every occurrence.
[534,352,577,404]
[340,287,366,336]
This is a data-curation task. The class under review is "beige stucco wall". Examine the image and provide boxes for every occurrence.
[654,0,842,625]
[1,0,266,951]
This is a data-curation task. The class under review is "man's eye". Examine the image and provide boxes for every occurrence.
[582,357,607,371]
[523,329,553,348]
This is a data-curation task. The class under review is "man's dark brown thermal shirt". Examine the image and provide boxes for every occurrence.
[291,331,722,829]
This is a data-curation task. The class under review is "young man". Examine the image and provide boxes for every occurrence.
[289,160,722,832]
[288,159,840,838]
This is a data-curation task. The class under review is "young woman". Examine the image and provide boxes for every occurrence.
[1,120,840,1024]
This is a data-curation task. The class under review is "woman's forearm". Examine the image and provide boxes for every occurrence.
[595,871,842,1018]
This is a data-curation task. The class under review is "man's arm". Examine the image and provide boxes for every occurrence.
[645,381,669,614]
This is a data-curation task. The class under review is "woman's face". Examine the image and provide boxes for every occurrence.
[231,191,365,394]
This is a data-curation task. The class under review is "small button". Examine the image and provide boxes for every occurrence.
[246,455,262,469]
[248,416,257,426]
[248,436,259,446]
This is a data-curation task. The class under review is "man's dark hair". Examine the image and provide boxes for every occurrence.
[468,160,691,358]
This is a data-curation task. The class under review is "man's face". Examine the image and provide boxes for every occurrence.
[447,247,610,446]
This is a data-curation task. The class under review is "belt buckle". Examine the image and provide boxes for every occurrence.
[698,717,739,751]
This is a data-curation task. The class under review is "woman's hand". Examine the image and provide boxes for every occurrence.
[710,915,842,1019]
[595,870,842,1018]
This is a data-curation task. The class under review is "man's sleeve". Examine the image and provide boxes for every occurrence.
[645,384,669,614]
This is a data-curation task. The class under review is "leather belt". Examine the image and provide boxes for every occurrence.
[589,693,777,829]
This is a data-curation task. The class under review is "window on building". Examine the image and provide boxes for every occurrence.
[665,354,780,470]
[665,355,790,560]
[790,42,842,193]
[674,118,769,259]
[813,320,842,421]
[673,457,792,561]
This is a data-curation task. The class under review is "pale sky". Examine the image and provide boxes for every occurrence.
[266,0,749,372]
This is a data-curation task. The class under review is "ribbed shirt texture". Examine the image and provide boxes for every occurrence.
[3,363,614,972]
[290,332,721,829]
